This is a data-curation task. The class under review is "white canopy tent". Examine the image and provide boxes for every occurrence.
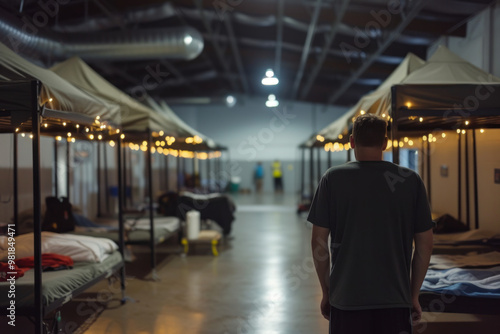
[302,52,426,148]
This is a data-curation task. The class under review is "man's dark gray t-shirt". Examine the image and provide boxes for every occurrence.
[308,161,433,310]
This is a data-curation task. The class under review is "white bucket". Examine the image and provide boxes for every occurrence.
[186,210,201,240]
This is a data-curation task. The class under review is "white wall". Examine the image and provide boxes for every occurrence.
[426,3,500,232]
[173,96,348,192]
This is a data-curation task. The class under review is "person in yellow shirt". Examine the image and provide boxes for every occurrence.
[271,160,283,193]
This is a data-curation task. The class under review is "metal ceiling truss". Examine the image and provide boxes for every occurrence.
[300,0,351,100]
[194,0,239,92]
[327,0,431,106]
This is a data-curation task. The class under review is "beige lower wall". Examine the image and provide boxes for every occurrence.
[426,129,500,232]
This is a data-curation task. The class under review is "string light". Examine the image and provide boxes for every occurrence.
[120,134,125,139]
[360,110,366,115]
[461,130,466,134]
[43,123,48,128]
[419,117,423,122]
[159,130,164,136]
[316,135,325,142]
[442,133,446,138]
[406,102,412,108]
[56,136,62,141]
[423,136,427,141]
[98,134,102,140]
[67,132,71,137]
[85,128,90,132]
[63,122,67,126]
[89,134,94,140]
[408,140,414,146]
[21,133,25,137]
[465,120,469,126]
[480,129,485,133]
[404,137,408,143]
[76,124,80,129]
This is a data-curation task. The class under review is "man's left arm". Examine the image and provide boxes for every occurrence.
[312,225,330,320]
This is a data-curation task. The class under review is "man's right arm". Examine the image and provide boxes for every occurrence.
[411,228,433,324]
[312,225,331,320]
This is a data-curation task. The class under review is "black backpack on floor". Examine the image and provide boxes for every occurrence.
[42,197,76,233]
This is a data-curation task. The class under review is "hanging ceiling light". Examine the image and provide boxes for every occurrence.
[261,69,279,86]
[226,95,236,107]
[266,94,279,107]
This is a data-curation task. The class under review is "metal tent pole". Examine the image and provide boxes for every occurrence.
[472,129,479,229]
[206,155,211,192]
[66,139,70,200]
[147,131,157,279]
[165,154,170,192]
[176,152,181,192]
[53,138,58,197]
[123,143,128,208]
[13,133,18,235]
[458,133,462,223]
[104,142,110,214]
[426,139,432,207]
[97,141,101,217]
[465,131,470,228]
[390,86,399,165]
[116,135,127,302]
[31,81,43,334]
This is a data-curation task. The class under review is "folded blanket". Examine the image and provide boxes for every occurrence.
[422,266,500,298]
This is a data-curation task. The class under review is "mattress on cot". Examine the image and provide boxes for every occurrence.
[419,265,500,315]
[73,216,180,244]
[432,229,500,255]
[0,250,122,313]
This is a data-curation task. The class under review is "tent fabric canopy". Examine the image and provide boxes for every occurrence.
[50,57,188,136]
[0,43,119,122]
[146,97,218,150]
[303,45,500,149]
[301,52,426,148]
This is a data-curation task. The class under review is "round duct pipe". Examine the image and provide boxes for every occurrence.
[0,12,203,61]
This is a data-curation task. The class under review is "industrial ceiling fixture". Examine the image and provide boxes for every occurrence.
[261,69,279,86]
[266,94,279,107]
[226,95,236,107]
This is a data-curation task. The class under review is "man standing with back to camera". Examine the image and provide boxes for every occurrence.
[308,114,434,333]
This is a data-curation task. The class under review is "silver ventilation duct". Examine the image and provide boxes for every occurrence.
[0,11,203,61]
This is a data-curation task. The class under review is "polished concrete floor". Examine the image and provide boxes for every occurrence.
[3,193,500,333]
[81,193,329,334]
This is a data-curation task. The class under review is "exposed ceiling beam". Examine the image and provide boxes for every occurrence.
[290,0,323,99]
[194,0,239,92]
[159,59,200,94]
[224,14,250,93]
[300,0,350,100]
[327,0,430,106]
[91,0,126,30]
[275,0,284,78]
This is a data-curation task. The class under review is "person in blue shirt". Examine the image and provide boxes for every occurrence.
[254,161,264,193]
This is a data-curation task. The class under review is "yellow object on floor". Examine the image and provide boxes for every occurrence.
[181,230,222,256]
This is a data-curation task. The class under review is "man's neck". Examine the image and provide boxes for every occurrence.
[354,148,383,161]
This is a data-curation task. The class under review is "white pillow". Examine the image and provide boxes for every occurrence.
[0,232,118,263]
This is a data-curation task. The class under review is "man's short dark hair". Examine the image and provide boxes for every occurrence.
[352,114,387,147]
